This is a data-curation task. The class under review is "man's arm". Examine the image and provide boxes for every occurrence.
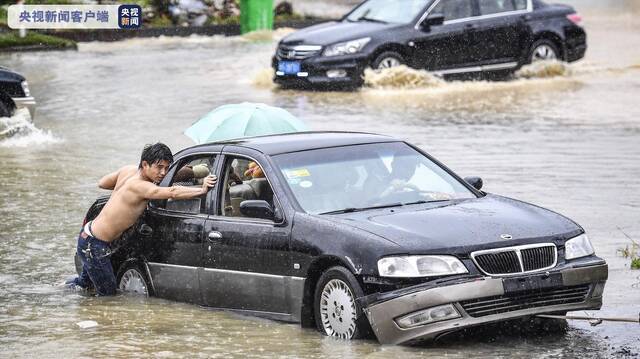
[99,165,137,190]
[136,175,217,200]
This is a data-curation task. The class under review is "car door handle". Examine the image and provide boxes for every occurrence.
[138,223,153,236]
[521,14,532,21]
[465,23,477,29]
[208,231,223,241]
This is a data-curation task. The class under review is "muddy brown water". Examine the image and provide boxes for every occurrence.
[1,1,639,357]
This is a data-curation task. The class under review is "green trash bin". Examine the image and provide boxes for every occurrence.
[240,0,274,34]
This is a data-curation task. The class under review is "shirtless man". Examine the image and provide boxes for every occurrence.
[69,143,217,296]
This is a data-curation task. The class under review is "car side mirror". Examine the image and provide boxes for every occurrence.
[464,176,483,191]
[240,200,274,220]
[420,13,445,31]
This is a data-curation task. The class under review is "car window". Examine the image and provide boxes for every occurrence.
[218,156,276,220]
[431,0,474,22]
[273,142,476,215]
[346,0,430,24]
[478,0,524,15]
[163,155,216,214]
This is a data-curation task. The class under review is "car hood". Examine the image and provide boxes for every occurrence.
[0,67,25,82]
[281,21,393,46]
[320,194,582,254]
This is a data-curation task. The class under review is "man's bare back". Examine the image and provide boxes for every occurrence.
[91,162,216,242]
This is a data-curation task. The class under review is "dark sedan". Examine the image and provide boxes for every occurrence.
[0,67,36,119]
[76,132,607,344]
[272,0,586,88]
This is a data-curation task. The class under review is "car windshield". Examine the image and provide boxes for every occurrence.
[273,142,476,215]
[345,0,431,24]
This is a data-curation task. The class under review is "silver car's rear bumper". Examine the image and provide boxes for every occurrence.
[363,261,608,345]
[12,96,36,119]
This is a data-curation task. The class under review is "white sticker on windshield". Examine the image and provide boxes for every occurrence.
[299,180,313,188]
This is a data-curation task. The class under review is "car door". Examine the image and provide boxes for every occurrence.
[412,0,478,70]
[199,151,295,317]
[141,153,218,304]
[471,0,531,65]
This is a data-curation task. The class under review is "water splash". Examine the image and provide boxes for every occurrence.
[242,27,296,42]
[251,68,276,88]
[516,60,572,78]
[0,109,62,148]
[364,65,445,89]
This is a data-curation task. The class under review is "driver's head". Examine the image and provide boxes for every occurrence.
[390,154,419,180]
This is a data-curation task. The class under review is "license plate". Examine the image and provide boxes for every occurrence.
[278,61,301,75]
[503,272,563,295]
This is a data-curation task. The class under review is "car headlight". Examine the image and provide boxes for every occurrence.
[21,81,31,97]
[565,233,595,260]
[378,255,468,278]
[323,37,371,57]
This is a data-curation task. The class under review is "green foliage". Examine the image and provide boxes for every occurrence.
[144,14,172,27]
[0,6,7,25]
[618,235,639,270]
[0,31,76,50]
[209,14,240,25]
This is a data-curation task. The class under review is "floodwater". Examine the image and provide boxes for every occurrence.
[1,0,639,357]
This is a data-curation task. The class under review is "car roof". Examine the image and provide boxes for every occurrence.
[177,131,400,157]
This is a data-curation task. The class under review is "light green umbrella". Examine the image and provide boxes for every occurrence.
[184,102,308,144]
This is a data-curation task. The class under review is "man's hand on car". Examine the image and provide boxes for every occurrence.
[202,175,217,193]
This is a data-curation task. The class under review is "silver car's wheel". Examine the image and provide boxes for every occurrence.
[118,268,149,296]
[531,43,558,62]
[319,279,358,339]
[377,57,402,69]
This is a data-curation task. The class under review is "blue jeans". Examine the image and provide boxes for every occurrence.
[72,230,117,296]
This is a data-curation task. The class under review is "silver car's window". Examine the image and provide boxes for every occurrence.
[346,0,431,24]
[431,0,474,21]
[478,0,524,15]
[274,142,476,215]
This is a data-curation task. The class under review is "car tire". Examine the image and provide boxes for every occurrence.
[313,266,371,340]
[372,51,405,70]
[528,39,560,63]
[117,262,152,296]
[0,100,13,118]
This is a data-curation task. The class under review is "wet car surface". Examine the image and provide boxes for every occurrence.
[0,0,639,357]
[76,132,608,344]
[273,0,586,87]
[0,66,36,119]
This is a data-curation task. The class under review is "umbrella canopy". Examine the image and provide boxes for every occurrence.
[184,102,308,144]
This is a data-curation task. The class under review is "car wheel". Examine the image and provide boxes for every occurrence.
[0,100,12,118]
[117,263,152,296]
[529,40,560,63]
[314,266,370,340]
[372,51,404,70]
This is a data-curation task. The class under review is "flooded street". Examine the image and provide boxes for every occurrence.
[1,0,639,357]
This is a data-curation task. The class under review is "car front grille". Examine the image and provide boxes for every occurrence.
[277,45,322,60]
[0,82,25,97]
[460,284,591,317]
[471,243,557,276]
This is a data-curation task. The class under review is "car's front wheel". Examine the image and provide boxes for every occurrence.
[529,40,560,63]
[117,263,152,296]
[314,266,371,340]
[0,100,13,118]
[372,51,405,70]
